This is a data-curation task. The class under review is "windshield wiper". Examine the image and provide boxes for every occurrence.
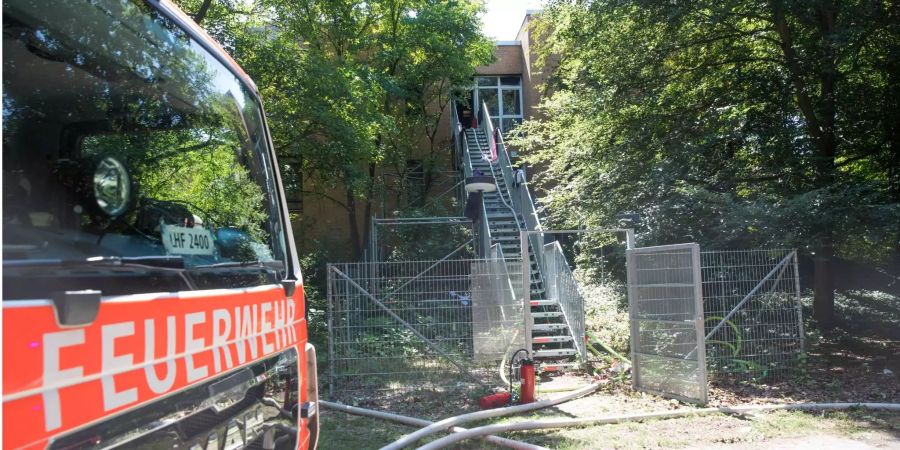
[190,260,283,270]
[4,255,185,270]
[4,255,197,291]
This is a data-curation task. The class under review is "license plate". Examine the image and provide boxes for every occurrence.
[162,224,215,256]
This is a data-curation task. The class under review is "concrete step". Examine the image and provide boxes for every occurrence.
[532,335,574,344]
[532,323,567,332]
[539,362,580,372]
[530,299,558,307]
[533,348,578,358]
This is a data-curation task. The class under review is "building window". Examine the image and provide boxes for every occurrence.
[473,76,523,133]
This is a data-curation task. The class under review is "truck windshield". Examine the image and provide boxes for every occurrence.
[2,0,288,298]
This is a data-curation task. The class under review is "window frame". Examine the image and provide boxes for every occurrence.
[473,76,523,133]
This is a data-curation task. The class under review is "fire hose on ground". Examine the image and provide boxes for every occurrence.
[319,401,547,450]
[414,402,900,450]
[379,383,601,450]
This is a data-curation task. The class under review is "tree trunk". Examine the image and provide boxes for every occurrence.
[192,0,213,25]
[812,240,835,326]
[771,0,840,328]
[811,2,838,328]
[361,163,376,253]
[346,188,361,259]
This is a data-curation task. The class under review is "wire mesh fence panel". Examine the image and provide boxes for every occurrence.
[627,243,708,404]
[701,249,804,381]
[327,257,524,401]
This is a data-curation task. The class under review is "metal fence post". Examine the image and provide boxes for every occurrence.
[326,264,335,399]
[625,248,640,390]
[691,244,709,404]
[521,230,533,354]
[792,251,806,356]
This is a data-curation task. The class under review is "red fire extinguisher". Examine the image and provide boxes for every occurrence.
[519,357,536,404]
[509,349,536,404]
[479,391,512,409]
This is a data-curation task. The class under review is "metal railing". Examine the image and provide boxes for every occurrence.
[543,241,587,359]
[464,100,592,359]
[472,100,550,279]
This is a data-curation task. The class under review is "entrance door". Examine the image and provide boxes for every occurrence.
[473,76,523,132]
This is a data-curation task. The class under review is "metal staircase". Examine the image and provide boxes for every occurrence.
[459,116,580,370]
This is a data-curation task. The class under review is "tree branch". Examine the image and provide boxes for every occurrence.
[300,189,350,212]
[192,0,213,25]
[770,0,823,140]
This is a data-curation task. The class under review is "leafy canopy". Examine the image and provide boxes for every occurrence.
[515,0,899,264]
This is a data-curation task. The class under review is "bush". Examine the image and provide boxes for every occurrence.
[577,269,630,354]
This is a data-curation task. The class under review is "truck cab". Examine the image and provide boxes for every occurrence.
[2,0,318,448]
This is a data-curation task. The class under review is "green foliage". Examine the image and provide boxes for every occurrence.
[578,273,630,354]
[378,209,475,262]
[173,0,493,257]
[298,244,338,348]
[514,1,900,267]
[81,115,269,242]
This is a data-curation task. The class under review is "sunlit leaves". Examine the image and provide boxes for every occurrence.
[514,0,899,264]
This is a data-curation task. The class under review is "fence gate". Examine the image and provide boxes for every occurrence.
[626,243,708,404]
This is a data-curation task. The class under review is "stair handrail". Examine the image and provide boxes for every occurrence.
[480,105,551,287]
[491,119,549,277]
[452,101,494,256]
[543,240,587,360]
[475,101,522,234]
[494,128,543,234]
[450,101,465,181]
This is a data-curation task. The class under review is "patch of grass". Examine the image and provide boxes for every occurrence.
[317,410,413,450]
[317,407,899,450]
[750,410,856,437]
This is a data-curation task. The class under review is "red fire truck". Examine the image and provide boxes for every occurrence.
[2,0,318,448]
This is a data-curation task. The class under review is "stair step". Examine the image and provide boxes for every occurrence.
[532,311,563,319]
[532,323,567,332]
[530,300,558,307]
[539,362,580,372]
[532,335,574,344]
[533,348,578,358]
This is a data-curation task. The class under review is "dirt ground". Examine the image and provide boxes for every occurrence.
[691,434,898,450]
[319,290,900,449]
